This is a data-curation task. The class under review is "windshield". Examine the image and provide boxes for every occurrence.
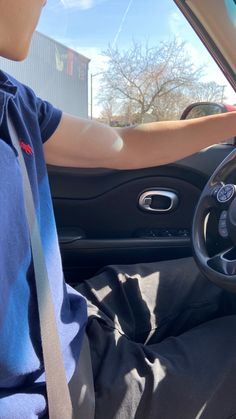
[1,0,235,125]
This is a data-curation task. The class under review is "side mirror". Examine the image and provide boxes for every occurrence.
[180,102,228,120]
[180,102,236,145]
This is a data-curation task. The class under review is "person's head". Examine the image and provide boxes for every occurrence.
[0,0,46,61]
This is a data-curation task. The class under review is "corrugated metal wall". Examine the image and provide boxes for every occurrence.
[0,31,90,118]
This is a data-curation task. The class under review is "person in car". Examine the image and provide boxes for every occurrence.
[1,1,236,418]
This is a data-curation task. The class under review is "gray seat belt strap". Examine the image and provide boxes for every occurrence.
[7,113,74,419]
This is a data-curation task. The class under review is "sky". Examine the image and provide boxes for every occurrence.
[38,0,236,116]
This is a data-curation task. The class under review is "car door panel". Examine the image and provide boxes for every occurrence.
[48,144,234,284]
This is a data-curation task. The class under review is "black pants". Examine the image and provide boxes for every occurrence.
[77,257,236,419]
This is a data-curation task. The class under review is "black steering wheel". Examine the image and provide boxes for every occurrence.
[193,148,236,293]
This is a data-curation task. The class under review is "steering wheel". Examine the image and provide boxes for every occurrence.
[193,148,236,293]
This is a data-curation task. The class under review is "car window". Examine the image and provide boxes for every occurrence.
[1,0,235,125]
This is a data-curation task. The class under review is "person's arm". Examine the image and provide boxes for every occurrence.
[43,111,236,170]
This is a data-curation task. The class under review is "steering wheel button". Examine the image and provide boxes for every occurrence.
[217,184,235,203]
[192,150,236,291]
[219,228,228,238]
[220,211,227,220]
[212,185,222,197]
[219,220,226,228]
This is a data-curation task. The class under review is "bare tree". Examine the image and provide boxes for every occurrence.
[189,81,226,103]
[98,39,225,123]
[99,95,117,125]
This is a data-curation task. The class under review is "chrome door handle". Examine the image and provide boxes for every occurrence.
[139,190,179,212]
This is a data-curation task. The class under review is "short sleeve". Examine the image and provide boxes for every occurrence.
[6,72,63,144]
[36,97,62,143]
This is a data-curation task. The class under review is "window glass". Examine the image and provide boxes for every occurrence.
[1,0,235,124]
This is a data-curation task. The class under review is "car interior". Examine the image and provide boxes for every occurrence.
[50,132,236,287]
[50,0,236,289]
[3,0,236,289]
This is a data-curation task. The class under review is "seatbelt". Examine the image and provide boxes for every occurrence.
[7,113,91,419]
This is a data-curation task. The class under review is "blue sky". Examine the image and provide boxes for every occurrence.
[39,0,172,49]
[38,0,235,114]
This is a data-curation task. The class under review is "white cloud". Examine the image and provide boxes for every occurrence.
[59,0,109,10]
[168,11,183,40]
[60,0,93,9]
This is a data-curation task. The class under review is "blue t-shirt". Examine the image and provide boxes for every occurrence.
[0,70,88,418]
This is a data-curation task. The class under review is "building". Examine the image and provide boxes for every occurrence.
[0,31,90,118]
